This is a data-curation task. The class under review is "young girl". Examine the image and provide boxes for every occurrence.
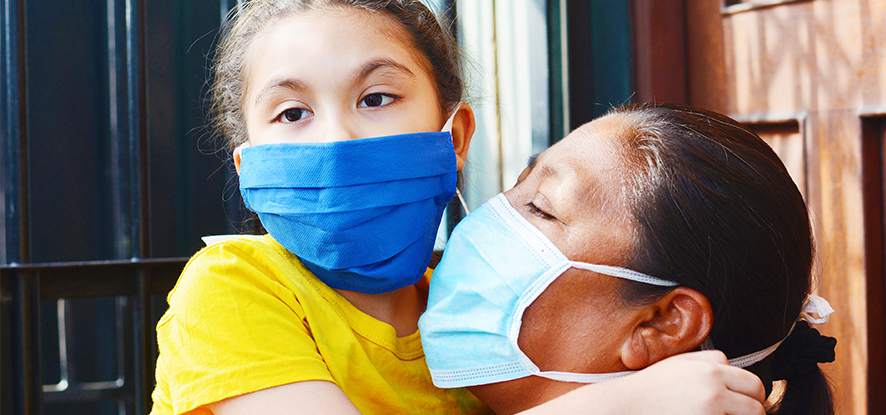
[150,1,766,414]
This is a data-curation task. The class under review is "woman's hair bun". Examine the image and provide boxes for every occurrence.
[771,320,837,381]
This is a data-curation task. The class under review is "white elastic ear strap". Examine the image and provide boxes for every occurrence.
[535,368,637,383]
[702,294,835,368]
[446,106,469,215]
[569,262,679,287]
[455,189,470,215]
[442,106,459,132]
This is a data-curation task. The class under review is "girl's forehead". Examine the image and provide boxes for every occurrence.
[243,7,430,85]
[256,7,419,58]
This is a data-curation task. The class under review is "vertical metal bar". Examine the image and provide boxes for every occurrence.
[127,0,151,412]
[133,270,151,415]
[118,295,136,415]
[3,0,35,411]
[108,0,131,260]
[0,275,10,413]
[127,0,149,260]
[546,0,569,145]
[41,300,70,393]
[12,271,41,414]
[2,0,30,266]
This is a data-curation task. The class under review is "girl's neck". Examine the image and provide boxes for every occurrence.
[334,284,427,337]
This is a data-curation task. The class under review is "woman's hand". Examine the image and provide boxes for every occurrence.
[520,351,765,415]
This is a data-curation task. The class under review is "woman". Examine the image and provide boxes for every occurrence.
[420,103,837,415]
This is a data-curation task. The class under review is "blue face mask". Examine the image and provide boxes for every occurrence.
[238,132,457,294]
[418,193,678,388]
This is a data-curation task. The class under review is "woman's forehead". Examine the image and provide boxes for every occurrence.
[541,117,626,172]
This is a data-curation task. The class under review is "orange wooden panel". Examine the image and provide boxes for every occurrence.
[746,120,807,198]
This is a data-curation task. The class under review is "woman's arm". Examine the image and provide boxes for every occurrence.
[519,351,765,415]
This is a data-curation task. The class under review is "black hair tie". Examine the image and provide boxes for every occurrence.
[771,320,837,381]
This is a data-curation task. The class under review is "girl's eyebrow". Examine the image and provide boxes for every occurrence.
[252,59,415,106]
[352,58,416,85]
[253,78,309,106]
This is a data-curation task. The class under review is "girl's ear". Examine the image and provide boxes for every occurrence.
[619,287,713,370]
[449,103,475,170]
[233,142,249,174]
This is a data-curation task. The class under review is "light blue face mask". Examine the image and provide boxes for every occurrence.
[239,131,457,294]
[418,193,679,388]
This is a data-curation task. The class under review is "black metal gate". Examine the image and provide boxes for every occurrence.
[1,0,243,413]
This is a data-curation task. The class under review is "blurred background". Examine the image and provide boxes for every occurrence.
[2,0,884,413]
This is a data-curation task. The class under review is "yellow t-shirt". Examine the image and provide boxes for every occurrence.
[150,234,490,415]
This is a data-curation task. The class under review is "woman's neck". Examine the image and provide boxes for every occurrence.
[334,284,427,337]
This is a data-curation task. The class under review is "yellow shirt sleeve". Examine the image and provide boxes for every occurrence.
[153,236,333,414]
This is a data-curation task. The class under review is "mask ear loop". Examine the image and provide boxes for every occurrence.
[455,189,470,215]
[444,104,471,216]
[442,106,460,132]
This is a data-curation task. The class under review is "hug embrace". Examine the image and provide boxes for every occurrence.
[149,1,837,414]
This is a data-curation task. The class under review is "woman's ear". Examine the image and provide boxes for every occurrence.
[619,287,713,370]
[233,142,249,174]
[449,103,475,171]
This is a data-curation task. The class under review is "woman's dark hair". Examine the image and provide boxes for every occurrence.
[609,103,835,415]
[212,0,463,149]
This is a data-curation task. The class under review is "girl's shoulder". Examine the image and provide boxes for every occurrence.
[170,233,317,303]
[193,233,297,267]
[200,234,265,246]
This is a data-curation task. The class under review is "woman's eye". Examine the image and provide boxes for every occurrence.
[359,93,396,108]
[527,202,556,221]
[274,108,312,123]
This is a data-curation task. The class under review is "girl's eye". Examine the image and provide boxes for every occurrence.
[359,93,396,108]
[527,202,556,221]
[274,107,312,123]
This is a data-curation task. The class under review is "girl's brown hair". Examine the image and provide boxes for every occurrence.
[211,0,463,149]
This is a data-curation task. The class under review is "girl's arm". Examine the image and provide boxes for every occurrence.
[208,351,764,415]
[519,351,766,415]
[208,381,362,415]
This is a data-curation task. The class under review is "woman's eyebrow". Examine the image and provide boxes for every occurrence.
[528,155,562,180]
[524,154,560,180]
[537,163,558,179]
